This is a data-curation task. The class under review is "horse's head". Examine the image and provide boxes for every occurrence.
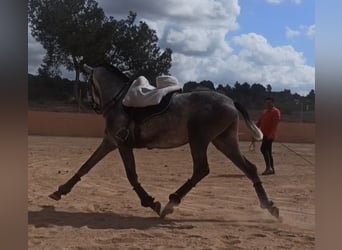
[84,64,131,115]
[83,64,102,114]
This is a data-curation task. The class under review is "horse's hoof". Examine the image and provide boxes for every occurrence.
[268,206,280,220]
[261,200,274,209]
[160,201,176,219]
[152,201,161,216]
[49,191,61,201]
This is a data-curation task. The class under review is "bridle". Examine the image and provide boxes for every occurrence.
[88,72,131,115]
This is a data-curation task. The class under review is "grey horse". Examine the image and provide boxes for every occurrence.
[49,64,280,220]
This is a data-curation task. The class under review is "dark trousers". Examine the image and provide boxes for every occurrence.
[260,136,274,170]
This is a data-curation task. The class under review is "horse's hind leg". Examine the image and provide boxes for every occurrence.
[212,128,280,219]
[161,136,210,218]
[49,138,116,201]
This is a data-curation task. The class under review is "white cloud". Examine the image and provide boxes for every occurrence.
[265,0,302,4]
[232,33,306,65]
[306,24,316,39]
[99,0,240,29]
[286,27,301,38]
[98,0,240,57]
[286,24,315,40]
[169,32,314,93]
[28,0,314,94]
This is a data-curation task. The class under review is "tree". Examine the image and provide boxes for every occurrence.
[232,81,250,107]
[306,89,315,101]
[223,84,233,97]
[108,12,172,85]
[266,84,272,93]
[304,89,315,111]
[28,0,115,109]
[199,80,215,90]
[250,83,266,108]
[183,81,199,92]
[216,84,226,95]
[241,82,251,94]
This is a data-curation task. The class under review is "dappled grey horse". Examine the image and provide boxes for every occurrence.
[49,64,280,219]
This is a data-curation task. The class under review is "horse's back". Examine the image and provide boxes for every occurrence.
[172,90,237,116]
[137,90,238,148]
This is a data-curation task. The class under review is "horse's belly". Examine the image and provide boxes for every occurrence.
[137,121,188,149]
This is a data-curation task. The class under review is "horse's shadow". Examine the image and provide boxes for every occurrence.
[29,205,276,230]
[210,174,246,179]
[28,205,174,230]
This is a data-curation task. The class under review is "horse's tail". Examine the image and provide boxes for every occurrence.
[234,102,263,141]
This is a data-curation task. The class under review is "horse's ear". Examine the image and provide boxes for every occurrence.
[83,64,93,74]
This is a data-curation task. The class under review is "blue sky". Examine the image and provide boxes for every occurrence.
[234,0,314,66]
[28,0,315,95]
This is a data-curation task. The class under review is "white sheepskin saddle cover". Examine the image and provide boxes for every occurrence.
[122,75,182,107]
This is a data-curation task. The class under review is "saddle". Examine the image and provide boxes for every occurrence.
[122,75,182,124]
[119,89,181,147]
[123,89,182,125]
[116,75,182,145]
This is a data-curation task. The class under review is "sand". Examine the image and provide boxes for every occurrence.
[28,136,315,249]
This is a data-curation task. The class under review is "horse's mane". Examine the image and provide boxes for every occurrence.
[97,63,130,82]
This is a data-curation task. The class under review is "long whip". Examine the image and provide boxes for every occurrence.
[280,142,314,166]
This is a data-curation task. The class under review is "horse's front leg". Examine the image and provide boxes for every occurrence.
[161,137,210,218]
[117,144,161,216]
[49,138,116,200]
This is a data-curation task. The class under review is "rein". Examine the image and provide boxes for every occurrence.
[89,72,131,115]
[102,83,131,115]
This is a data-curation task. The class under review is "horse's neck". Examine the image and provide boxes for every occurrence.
[100,79,126,105]
[93,66,128,107]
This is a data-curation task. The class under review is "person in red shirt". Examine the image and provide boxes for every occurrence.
[257,97,281,175]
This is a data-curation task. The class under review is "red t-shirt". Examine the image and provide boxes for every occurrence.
[258,107,281,139]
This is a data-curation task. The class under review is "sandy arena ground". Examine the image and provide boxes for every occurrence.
[28,136,315,249]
